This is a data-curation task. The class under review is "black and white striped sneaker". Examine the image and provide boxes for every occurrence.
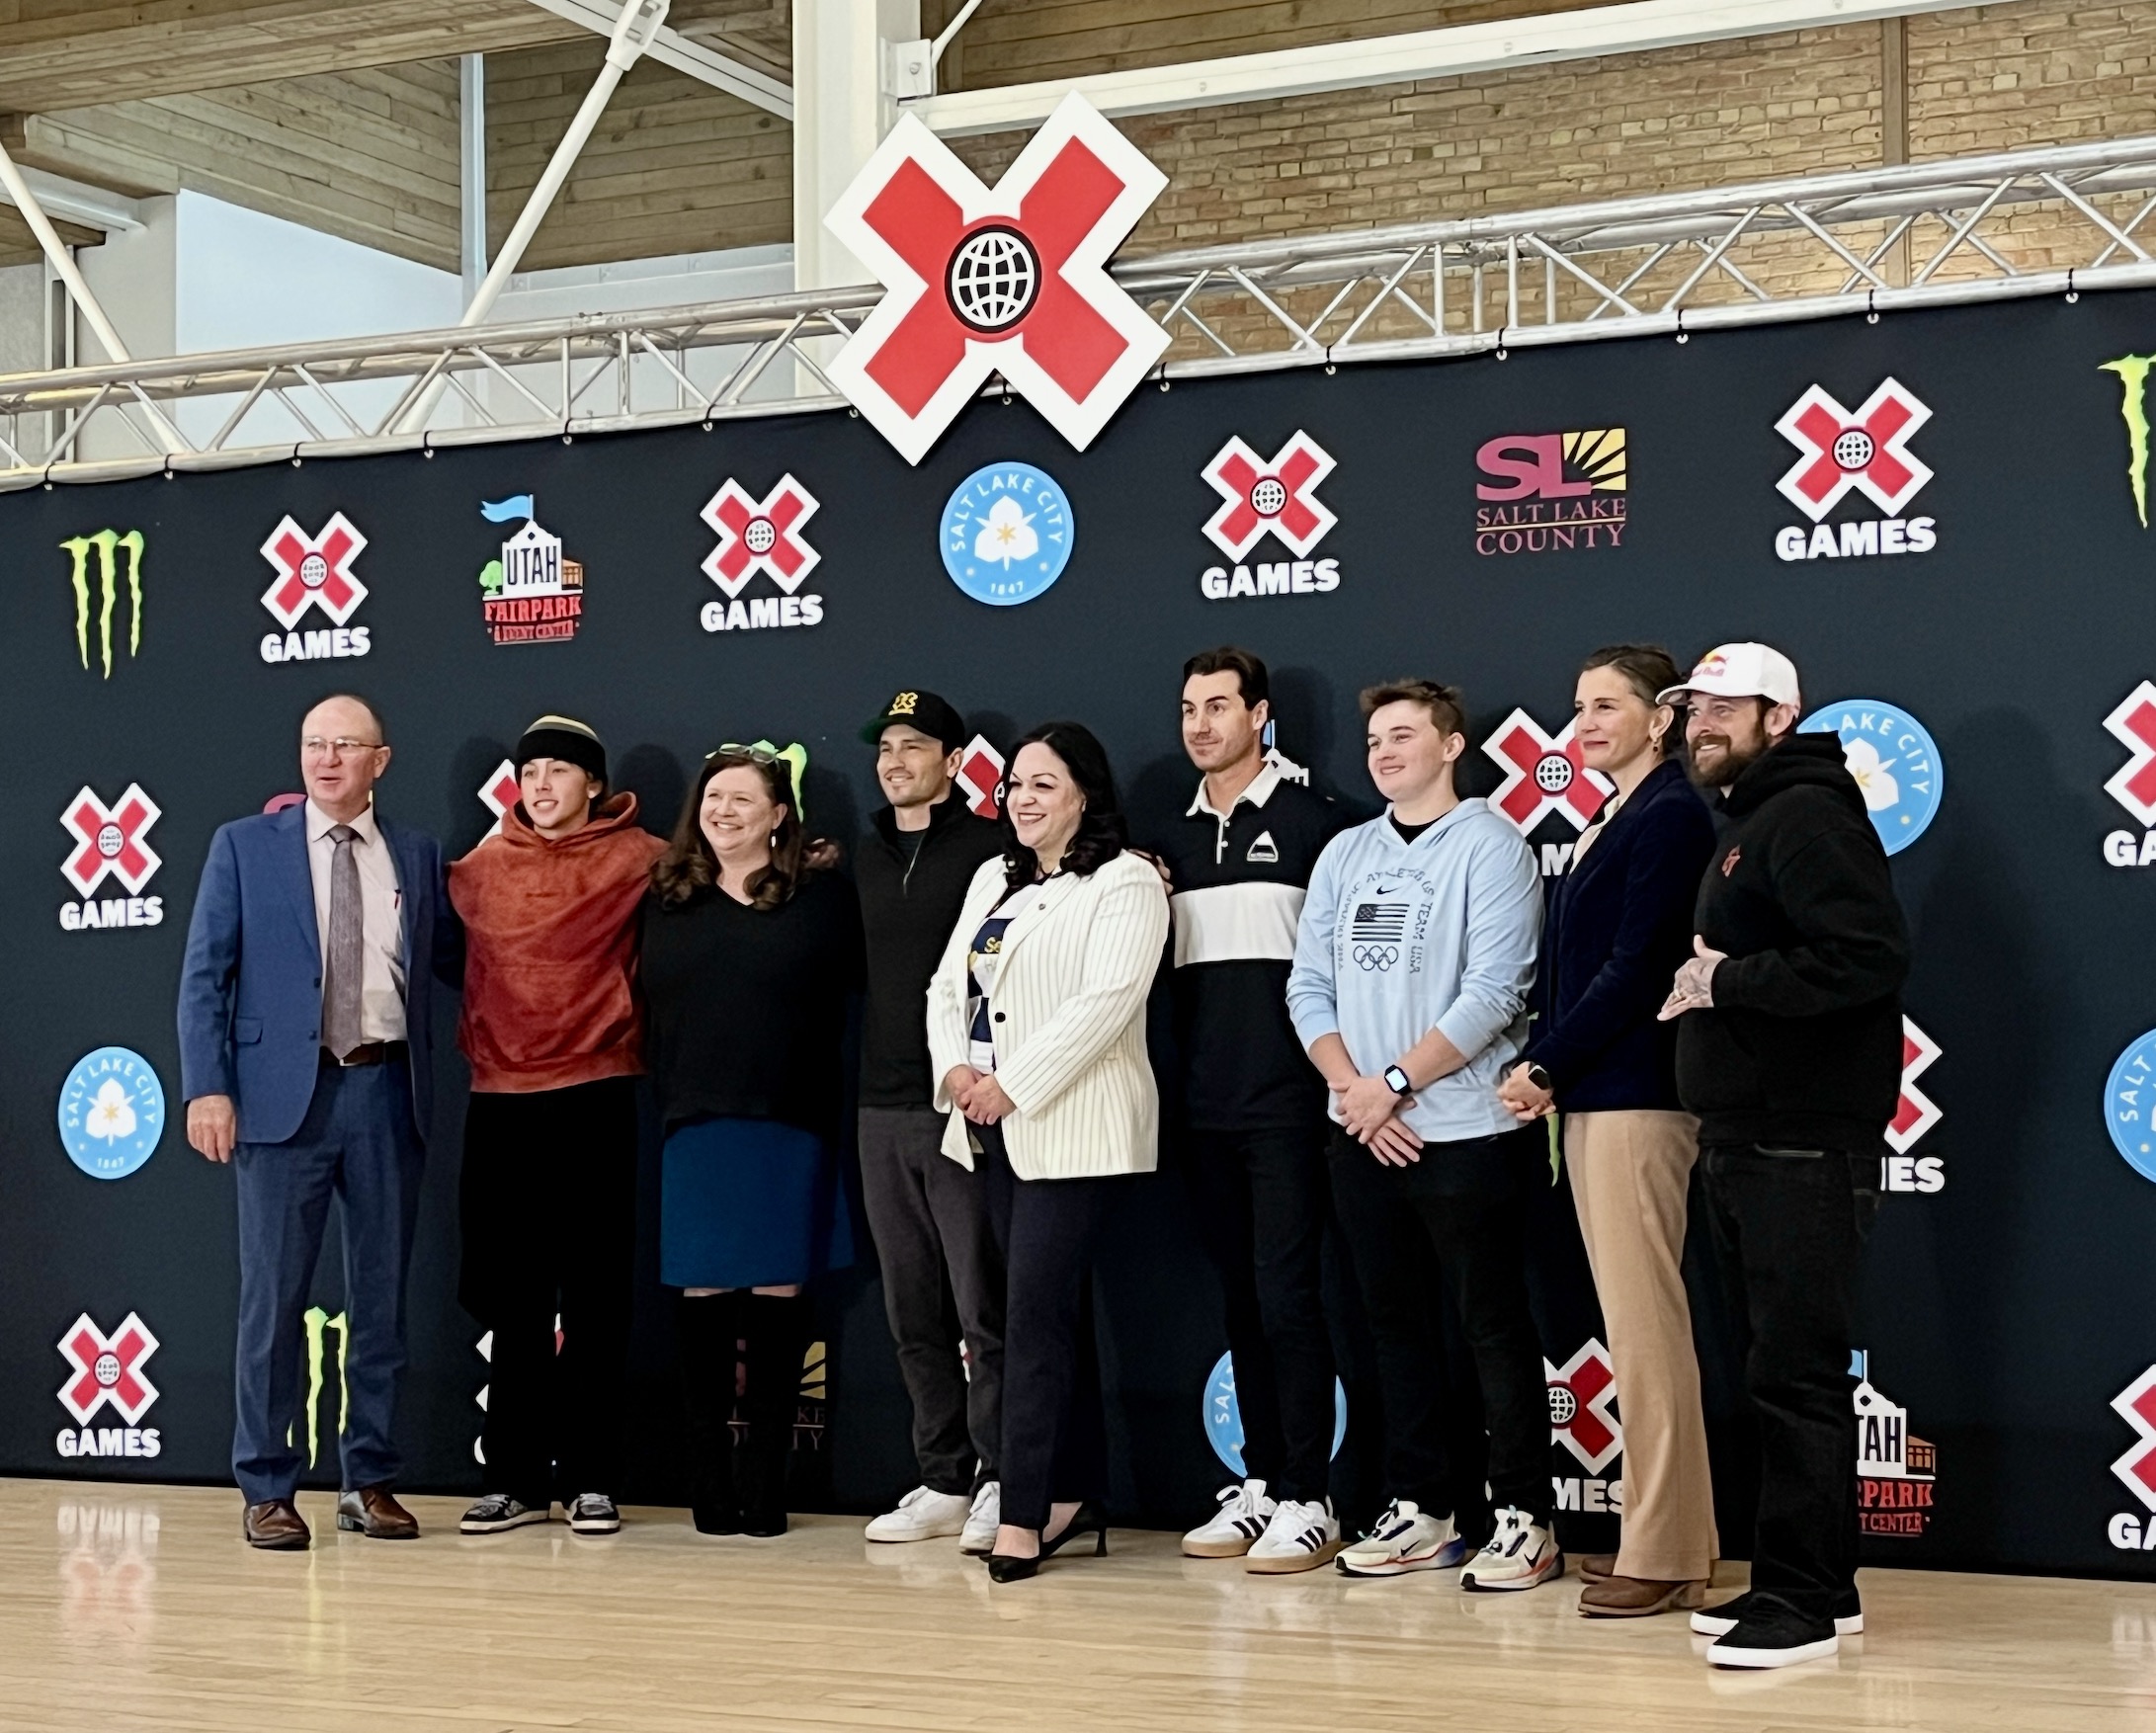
[1183,1479,1277,1557]
[566,1492,621,1534]
[1245,1497,1344,1574]
[460,1493,548,1534]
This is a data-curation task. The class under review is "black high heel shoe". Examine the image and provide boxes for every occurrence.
[984,1500,1110,1583]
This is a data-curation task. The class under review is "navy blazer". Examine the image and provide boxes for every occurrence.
[1524,757,1716,1113]
[177,802,459,1146]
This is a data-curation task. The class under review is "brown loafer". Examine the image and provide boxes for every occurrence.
[1579,1573,1707,1616]
[336,1485,420,1540]
[1577,1552,1617,1583]
[244,1498,310,1550]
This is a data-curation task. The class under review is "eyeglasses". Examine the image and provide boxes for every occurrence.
[301,737,384,760]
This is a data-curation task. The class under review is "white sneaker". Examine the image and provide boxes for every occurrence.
[958,1482,1000,1555]
[865,1485,971,1543]
[1335,1500,1467,1577]
[1183,1479,1277,1558]
[1458,1506,1563,1592]
[1245,1497,1343,1574]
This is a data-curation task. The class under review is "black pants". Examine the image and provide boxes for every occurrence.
[1700,1141,1880,1623]
[858,1107,1006,1495]
[976,1121,1119,1534]
[459,1077,637,1507]
[1187,1125,1336,1502]
[1327,1124,1551,1525]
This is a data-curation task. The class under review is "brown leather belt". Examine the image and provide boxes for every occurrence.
[322,1040,407,1068]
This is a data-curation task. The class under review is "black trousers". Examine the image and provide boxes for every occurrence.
[1700,1141,1880,1623]
[459,1077,638,1506]
[1187,1125,1336,1501]
[976,1121,1119,1534]
[1327,1124,1552,1525]
[858,1106,1006,1495]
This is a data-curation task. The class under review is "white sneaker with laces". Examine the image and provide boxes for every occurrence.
[865,1485,972,1543]
[1245,1497,1343,1574]
[1335,1500,1467,1577]
[566,1492,621,1534]
[959,1482,1000,1555]
[1183,1479,1277,1558]
[1458,1506,1563,1592]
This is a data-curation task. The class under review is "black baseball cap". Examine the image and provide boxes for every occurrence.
[861,689,966,753]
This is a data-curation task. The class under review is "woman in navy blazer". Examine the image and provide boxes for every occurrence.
[1499,646,1718,1617]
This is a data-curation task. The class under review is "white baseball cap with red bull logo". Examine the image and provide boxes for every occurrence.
[1657,641,1801,708]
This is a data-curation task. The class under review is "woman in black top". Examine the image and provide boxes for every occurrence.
[642,745,864,1538]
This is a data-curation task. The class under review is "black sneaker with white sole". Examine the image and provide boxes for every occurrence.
[566,1493,622,1534]
[460,1493,548,1534]
[1691,1586,1863,1637]
[1703,1593,1841,1669]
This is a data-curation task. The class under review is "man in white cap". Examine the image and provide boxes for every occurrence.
[1654,642,1909,1670]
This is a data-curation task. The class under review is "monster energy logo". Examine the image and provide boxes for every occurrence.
[290,1306,349,1468]
[2102,353,2156,530]
[59,530,146,678]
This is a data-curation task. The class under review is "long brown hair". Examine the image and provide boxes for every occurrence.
[650,749,806,911]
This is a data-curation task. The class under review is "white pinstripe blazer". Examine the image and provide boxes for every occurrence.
[927,850,1170,1181]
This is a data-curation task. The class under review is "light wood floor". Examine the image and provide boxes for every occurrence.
[6,1477,2155,1732]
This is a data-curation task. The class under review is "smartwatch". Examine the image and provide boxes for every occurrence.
[1525,1062,1554,1092]
[1382,1064,1414,1098]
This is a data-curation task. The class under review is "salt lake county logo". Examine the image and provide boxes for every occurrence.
[1202,1350,1346,1476]
[1799,699,1943,854]
[700,474,823,632]
[2107,1029,2156,1184]
[57,1046,165,1181]
[59,784,163,932]
[55,1312,162,1460]
[1773,379,1938,562]
[1198,431,1341,601]
[1474,429,1627,555]
[1853,1350,1937,1538]
[941,462,1072,606]
[59,531,147,679]
[476,495,583,644]
[258,512,372,663]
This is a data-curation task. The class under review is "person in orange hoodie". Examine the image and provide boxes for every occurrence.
[449,715,666,1538]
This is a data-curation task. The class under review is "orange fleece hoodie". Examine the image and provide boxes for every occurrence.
[450,792,668,1094]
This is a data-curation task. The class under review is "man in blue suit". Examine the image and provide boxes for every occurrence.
[179,694,459,1550]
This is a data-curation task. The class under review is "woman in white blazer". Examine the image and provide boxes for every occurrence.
[928,721,1169,1582]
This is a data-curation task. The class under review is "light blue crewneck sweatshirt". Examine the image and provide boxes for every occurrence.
[1285,797,1541,1145]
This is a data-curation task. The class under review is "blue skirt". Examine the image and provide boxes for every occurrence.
[660,1116,855,1288]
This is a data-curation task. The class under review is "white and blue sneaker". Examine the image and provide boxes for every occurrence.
[1184,1479,1277,1558]
[1458,1506,1563,1592]
[1336,1500,1468,1577]
[1245,1497,1343,1574]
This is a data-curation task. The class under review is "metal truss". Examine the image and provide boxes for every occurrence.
[6,131,2156,489]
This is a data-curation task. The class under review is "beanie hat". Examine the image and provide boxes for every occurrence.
[514,713,607,784]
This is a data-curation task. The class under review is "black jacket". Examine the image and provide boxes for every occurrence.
[856,797,1007,1108]
[1525,757,1716,1112]
[1675,733,1910,1149]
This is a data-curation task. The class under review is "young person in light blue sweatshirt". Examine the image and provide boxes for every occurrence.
[1285,678,1561,1592]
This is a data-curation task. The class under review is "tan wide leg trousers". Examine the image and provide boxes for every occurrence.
[1565,1109,1719,1583]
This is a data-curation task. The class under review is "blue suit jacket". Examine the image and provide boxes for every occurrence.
[177,803,459,1146]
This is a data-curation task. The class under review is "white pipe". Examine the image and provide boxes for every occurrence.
[460,53,487,306]
[931,0,982,68]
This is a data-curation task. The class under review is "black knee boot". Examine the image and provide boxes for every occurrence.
[677,1291,742,1535]
[737,1293,807,1537]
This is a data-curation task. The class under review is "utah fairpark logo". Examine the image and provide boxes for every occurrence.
[1885,1018,1944,1194]
[59,784,163,931]
[1853,1350,1937,1537]
[942,462,1074,606]
[477,495,583,645]
[56,1047,165,1182]
[1773,379,1938,562]
[59,531,147,680]
[1474,429,1627,556]
[823,91,1170,464]
[1482,711,1612,873]
[259,512,372,662]
[1799,699,1944,856]
[55,1313,162,1460]
[1199,431,1340,601]
[701,474,822,632]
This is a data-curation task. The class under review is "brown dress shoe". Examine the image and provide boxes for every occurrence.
[1577,1552,1617,1582]
[336,1485,420,1540]
[244,1498,310,1550]
[1579,1573,1707,1616]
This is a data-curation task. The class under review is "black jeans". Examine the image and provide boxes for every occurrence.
[976,1121,1119,1534]
[1327,1124,1551,1525]
[459,1077,637,1506]
[1700,1141,1880,1623]
[1187,1125,1336,1501]
[858,1106,1006,1495]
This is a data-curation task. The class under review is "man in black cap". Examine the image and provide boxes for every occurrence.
[856,691,1010,1551]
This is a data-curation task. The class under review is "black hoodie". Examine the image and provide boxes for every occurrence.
[1675,732,1910,1150]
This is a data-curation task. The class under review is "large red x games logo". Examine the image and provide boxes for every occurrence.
[1483,710,1612,835]
[701,475,820,598]
[57,1312,159,1425]
[61,784,161,896]
[1202,432,1337,559]
[1775,379,1933,521]
[2106,681,2156,827]
[1887,1017,1943,1154]
[954,735,1006,821]
[1546,1340,1622,1473]
[260,513,369,627]
[825,92,1169,465]
[2115,1366,2156,1514]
